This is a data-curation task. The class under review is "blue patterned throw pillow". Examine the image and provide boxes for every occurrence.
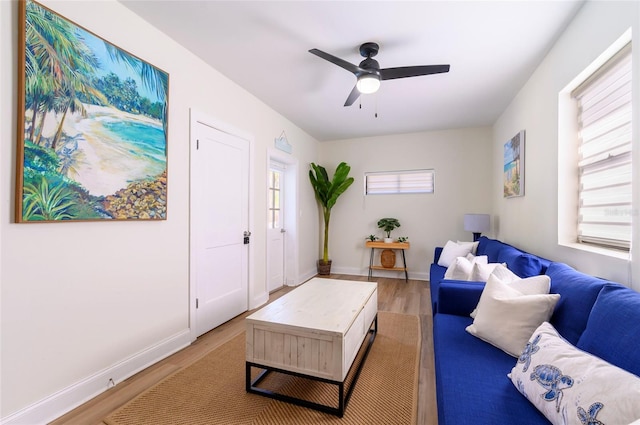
[509,322,640,425]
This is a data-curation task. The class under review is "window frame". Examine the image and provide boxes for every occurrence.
[364,169,435,196]
[573,42,632,251]
[557,28,633,258]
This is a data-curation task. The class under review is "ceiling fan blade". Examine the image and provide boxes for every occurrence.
[380,64,450,80]
[309,48,364,75]
[344,84,361,107]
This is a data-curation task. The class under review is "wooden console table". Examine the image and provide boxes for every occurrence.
[366,241,409,282]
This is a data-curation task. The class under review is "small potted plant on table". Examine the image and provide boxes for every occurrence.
[377,218,401,243]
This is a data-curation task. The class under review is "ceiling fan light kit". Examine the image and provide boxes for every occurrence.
[309,42,450,107]
[356,74,381,94]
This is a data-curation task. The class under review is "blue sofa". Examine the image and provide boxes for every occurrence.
[430,237,640,424]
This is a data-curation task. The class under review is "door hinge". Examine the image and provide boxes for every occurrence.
[196,298,199,309]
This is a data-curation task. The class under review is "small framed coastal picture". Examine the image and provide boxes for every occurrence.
[16,0,169,222]
[503,130,525,198]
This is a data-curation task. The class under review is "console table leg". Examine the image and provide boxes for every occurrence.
[401,249,408,282]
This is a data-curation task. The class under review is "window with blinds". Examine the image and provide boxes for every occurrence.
[572,43,632,251]
[365,169,435,195]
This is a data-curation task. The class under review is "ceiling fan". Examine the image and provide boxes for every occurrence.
[309,42,450,107]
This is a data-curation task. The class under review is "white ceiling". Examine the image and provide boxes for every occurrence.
[120,1,584,141]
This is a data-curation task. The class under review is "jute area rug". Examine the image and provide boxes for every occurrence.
[104,311,420,425]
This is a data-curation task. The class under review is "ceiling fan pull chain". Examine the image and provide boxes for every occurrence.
[375,94,378,118]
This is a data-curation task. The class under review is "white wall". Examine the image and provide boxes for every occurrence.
[0,0,319,422]
[319,127,493,280]
[492,0,640,290]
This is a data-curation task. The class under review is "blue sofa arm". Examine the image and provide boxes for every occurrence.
[434,246,443,264]
[437,280,485,317]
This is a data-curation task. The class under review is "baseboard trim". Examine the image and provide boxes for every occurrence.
[297,269,317,285]
[330,266,429,281]
[250,292,269,310]
[1,329,192,425]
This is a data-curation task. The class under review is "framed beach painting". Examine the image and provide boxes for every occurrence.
[503,130,525,198]
[16,0,169,222]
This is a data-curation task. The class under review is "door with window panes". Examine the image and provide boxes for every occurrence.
[267,164,285,292]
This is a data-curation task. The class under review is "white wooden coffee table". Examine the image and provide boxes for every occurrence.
[245,277,378,417]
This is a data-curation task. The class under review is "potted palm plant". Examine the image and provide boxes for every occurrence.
[309,162,354,275]
[377,217,401,243]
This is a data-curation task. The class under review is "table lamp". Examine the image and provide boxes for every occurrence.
[464,214,491,242]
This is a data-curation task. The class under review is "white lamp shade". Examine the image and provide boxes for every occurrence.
[464,214,491,233]
[356,75,381,94]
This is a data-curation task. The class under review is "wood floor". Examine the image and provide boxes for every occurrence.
[50,275,437,425]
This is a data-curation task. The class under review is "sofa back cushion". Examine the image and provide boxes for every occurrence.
[476,237,545,278]
[497,246,543,278]
[545,262,608,345]
[476,236,504,262]
[577,284,640,376]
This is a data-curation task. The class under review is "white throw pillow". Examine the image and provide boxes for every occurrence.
[507,274,551,295]
[437,240,475,267]
[509,322,640,425]
[457,240,479,255]
[469,262,502,282]
[444,256,473,280]
[469,270,550,318]
[490,263,521,283]
[466,254,488,265]
[466,275,559,357]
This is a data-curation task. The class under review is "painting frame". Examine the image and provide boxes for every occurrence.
[503,130,525,198]
[16,0,169,222]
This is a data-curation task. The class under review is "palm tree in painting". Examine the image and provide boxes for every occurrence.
[49,49,107,150]
[105,44,169,144]
[24,1,72,143]
[25,0,107,149]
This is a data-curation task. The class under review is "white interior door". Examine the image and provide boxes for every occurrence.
[267,164,285,292]
[192,121,249,337]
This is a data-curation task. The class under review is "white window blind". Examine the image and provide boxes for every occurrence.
[365,169,435,195]
[573,43,632,250]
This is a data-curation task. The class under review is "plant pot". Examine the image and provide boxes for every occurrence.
[317,259,332,275]
[384,238,393,243]
[380,249,396,268]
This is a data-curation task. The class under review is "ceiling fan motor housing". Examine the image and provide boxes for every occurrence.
[359,42,379,58]
[359,58,381,79]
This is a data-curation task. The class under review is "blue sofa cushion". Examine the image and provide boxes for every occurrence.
[434,313,548,425]
[437,280,485,316]
[496,246,543,278]
[545,262,608,345]
[476,237,545,278]
[477,236,502,260]
[577,284,640,377]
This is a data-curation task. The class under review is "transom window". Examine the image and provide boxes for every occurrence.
[365,169,435,195]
